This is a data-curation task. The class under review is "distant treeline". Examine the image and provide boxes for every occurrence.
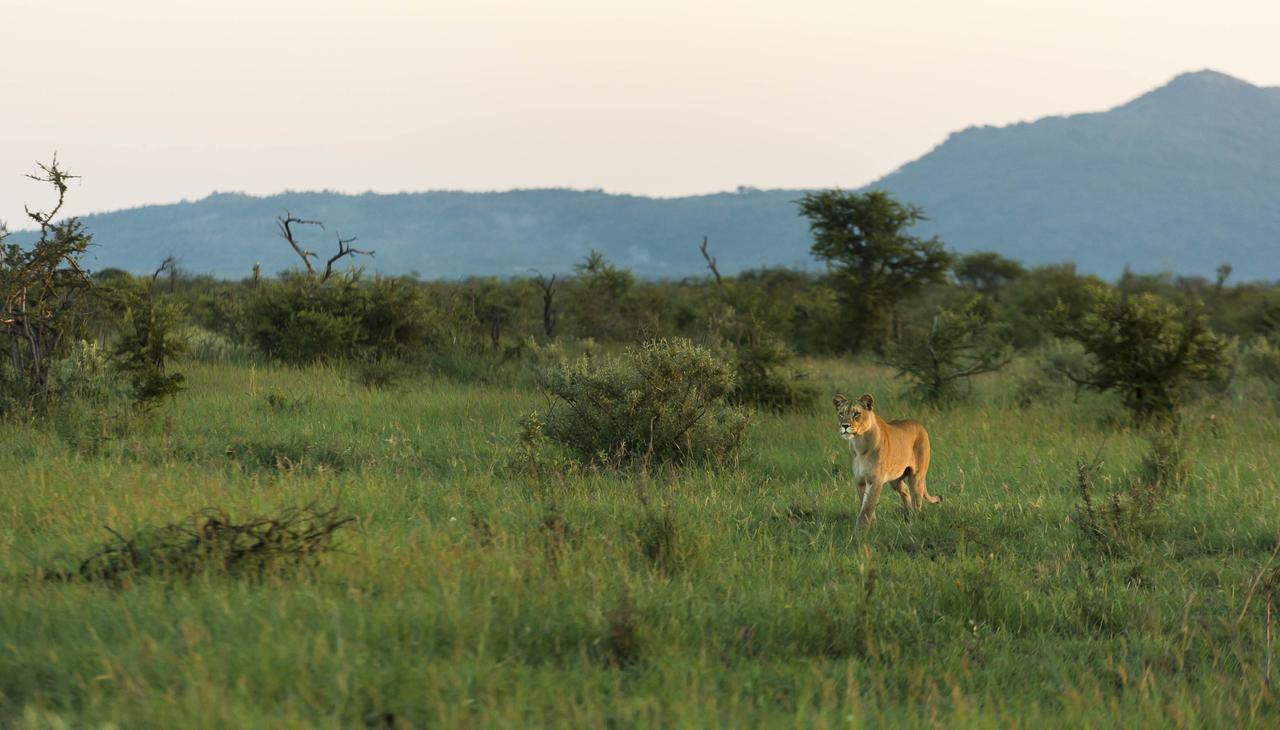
[127,242,1277,360]
[6,174,1278,422]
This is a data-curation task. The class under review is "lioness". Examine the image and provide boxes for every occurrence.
[833,393,940,529]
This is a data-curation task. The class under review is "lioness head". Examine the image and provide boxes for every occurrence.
[833,393,875,439]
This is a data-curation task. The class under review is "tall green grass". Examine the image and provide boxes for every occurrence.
[2,359,1278,727]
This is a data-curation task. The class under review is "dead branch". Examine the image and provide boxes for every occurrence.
[321,234,374,282]
[152,255,178,282]
[275,212,372,281]
[276,210,324,276]
[22,155,79,235]
[699,236,725,291]
[531,269,559,338]
[76,504,355,584]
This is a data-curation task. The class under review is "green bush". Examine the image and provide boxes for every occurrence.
[111,279,188,410]
[885,297,1011,405]
[29,338,148,453]
[692,246,818,413]
[532,338,749,467]
[1242,336,1280,386]
[183,326,252,364]
[347,356,411,391]
[565,251,638,341]
[1002,264,1102,349]
[44,339,110,397]
[0,159,95,412]
[1005,355,1059,410]
[1072,417,1191,558]
[359,276,441,358]
[247,274,437,364]
[1037,339,1092,401]
[729,331,818,412]
[1050,285,1227,421]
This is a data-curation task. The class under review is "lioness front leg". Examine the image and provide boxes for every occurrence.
[857,479,885,530]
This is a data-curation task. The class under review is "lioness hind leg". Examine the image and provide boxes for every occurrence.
[910,472,942,507]
[913,432,941,506]
[893,478,914,517]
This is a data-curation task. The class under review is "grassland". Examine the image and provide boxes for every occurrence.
[2,359,1278,728]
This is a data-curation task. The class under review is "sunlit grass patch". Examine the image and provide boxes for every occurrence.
[1,357,1278,727]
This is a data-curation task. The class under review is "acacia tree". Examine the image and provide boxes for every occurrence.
[0,157,95,409]
[1049,285,1226,421]
[954,251,1025,301]
[798,189,953,350]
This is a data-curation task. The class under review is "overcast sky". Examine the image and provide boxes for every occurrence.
[2,0,1277,227]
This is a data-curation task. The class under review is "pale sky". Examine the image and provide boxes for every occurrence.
[2,0,1277,228]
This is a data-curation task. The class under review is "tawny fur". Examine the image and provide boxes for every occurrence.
[833,393,940,530]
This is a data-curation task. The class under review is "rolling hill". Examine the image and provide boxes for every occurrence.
[872,69,1280,279]
[13,69,1279,281]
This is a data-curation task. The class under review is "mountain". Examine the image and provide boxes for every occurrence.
[25,188,817,280]
[12,69,1280,281]
[871,70,1280,279]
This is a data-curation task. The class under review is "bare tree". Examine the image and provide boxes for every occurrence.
[531,269,559,339]
[698,236,726,294]
[276,211,373,282]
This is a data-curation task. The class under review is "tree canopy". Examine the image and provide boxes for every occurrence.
[798,189,953,349]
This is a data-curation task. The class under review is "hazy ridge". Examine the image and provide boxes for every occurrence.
[15,70,1280,281]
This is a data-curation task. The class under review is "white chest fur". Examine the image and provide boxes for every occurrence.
[848,440,877,483]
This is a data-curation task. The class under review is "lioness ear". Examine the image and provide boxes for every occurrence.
[833,394,849,410]
[857,393,874,411]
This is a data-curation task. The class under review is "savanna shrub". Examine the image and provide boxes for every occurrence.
[111,279,188,409]
[1242,336,1280,388]
[426,349,520,385]
[1072,423,1192,558]
[700,280,816,412]
[0,159,95,412]
[565,250,638,341]
[1002,340,1092,410]
[532,338,749,466]
[185,282,254,349]
[1005,354,1063,409]
[1050,285,1227,421]
[74,505,354,584]
[885,296,1011,405]
[45,340,119,404]
[348,356,410,390]
[247,274,437,364]
[787,283,846,355]
[729,331,818,412]
[1037,338,1092,402]
[183,326,250,363]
